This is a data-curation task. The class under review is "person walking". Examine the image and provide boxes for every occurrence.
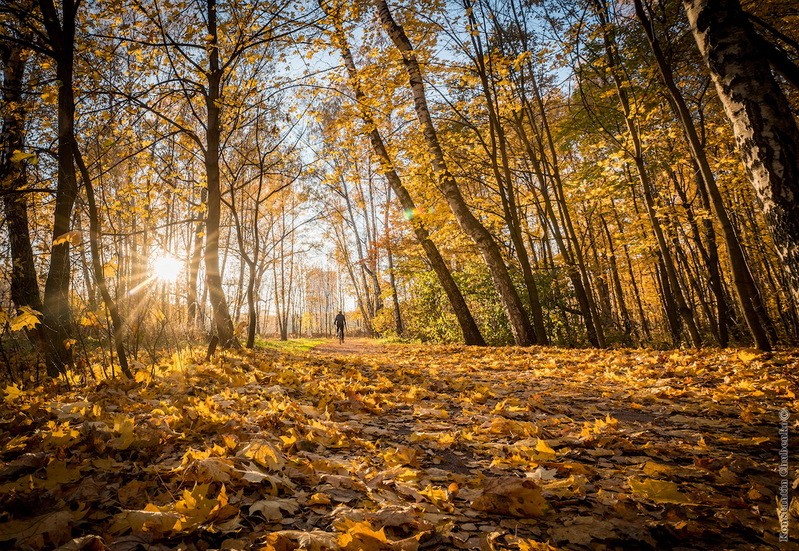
[334,310,346,344]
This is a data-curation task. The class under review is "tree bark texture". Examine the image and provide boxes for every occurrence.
[635,0,772,350]
[1,44,43,322]
[39,0,80,376]
[683,0,799,305]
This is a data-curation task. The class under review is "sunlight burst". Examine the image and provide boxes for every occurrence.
[152,254,182,283]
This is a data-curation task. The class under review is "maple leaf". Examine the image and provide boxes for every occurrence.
[183,457,236,483]
[249,497,299,521]
[2,384,24,403]
[108,414,136,450]
[0,507,86,546]
[109,505,181,536]
[52,230,82,247]
[263,530,338,551]
[471,477,549,517]
[238,440,286,470]
[336,519,391,551]
[629,477,694,504]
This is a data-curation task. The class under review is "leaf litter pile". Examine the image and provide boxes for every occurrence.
[1,341,797,550]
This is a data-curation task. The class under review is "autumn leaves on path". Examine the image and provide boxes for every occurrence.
[0,343,796,549]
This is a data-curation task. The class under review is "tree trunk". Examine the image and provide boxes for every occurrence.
[634,0,772,350]
[376,0,536,345]
[683,0,799,305]
[204,0,237,348]
[463,0,548,344]
[384,188,405,337]
[187,188,206,327]
[599,215,634,338]
[73,145,132,378]
[322,2,485,345]
[39,0,80,376]
[592,0,702,346]
[1,44,44,332]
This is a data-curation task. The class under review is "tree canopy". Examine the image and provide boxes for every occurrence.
[0,0,797,368]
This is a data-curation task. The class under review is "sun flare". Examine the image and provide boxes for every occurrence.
[152,254,182,283]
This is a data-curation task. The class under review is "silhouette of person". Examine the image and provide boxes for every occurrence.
[334,310,346,342]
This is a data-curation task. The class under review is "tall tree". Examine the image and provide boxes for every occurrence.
[321,0,485,345]
[0,40,43,336]
[591,0,703,347]
[203,0,238,347]
[460,0,549,344]
[376,0,537,346]
[683,0,799,304]
[633,0,773,350]
[38,0,81,376]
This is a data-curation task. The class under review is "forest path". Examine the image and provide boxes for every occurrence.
[0,344,795,549]
[309,337,391,357]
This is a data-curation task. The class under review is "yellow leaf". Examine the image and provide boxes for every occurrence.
[238,440,286,471]
[53,230,82,247]
[737,349,761,363]
[109,415,136,450]
[419,484,452,511]
[518,539,560,550]
[535,438,557,457]
[336,519,389,551]
[9,306,41,331]
[381,445,418,467]
[309,492,332,505]
[2,384,24,403]
[10,150,37,164]
[629,477,693,504]
[109,508,181,535]
[471,477,549,517]
[642,462,671,477]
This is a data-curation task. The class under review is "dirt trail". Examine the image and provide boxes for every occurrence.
[310,337,390,357]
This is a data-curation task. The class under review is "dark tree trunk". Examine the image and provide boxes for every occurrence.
[39,0,80,376]
[1,44,43,330]
[204,0,237,348]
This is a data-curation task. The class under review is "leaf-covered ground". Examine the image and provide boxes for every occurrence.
[1,340,797,550]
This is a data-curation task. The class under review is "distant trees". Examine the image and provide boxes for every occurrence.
[310,0,797,348]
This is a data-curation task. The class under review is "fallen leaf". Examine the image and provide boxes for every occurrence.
[471,477,549,517]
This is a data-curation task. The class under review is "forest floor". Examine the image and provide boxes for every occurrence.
[0,339,797,550]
